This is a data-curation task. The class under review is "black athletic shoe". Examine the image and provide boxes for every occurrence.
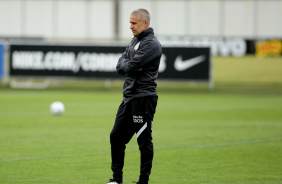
[106,179,123,184]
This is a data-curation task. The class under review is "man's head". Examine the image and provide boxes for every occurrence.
[130,9,150,36]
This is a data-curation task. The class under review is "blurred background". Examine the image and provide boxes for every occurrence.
[0,1,282,183]
[0,0,282,90]
[0,0,281,41]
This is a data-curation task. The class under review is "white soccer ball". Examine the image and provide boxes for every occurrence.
[50,101,65,115]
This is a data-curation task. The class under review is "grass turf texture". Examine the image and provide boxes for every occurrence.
[0,56,282,183]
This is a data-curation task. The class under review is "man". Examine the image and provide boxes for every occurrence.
[107,8,162,184]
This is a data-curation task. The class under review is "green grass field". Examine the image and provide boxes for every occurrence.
[0,56,282,183]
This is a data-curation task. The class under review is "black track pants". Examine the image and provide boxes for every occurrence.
[110,96,158,183]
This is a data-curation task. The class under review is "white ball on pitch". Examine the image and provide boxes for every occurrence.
[50,101,65,115]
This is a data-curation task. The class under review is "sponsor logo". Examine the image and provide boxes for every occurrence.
[159,54,166,73]
[134,42,140,50]
[174,55,206,71]
[159,37,246,57]
[133,115,143,123]
[256,40,282,57]
[12,50,169,73]
[12,51,122,73]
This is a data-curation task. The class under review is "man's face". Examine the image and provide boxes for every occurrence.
[130,15,148,36]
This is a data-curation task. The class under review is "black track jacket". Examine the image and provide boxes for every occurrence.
[116,27,162,103]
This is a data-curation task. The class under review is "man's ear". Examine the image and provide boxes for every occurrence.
[144,20,149,27]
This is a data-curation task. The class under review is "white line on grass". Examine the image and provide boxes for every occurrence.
[0,178,107,183]
[154,137,282,150]
[150,179,282,183]
[0,152,108,163]
[0,178,281,183]
[0,137,281,164]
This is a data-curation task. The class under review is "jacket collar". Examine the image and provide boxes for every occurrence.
[135,27,154,40]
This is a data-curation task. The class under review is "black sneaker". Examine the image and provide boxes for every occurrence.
[106,179,123,184]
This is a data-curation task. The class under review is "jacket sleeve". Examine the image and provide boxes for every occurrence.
[116,45,130,76]
[117,40,161,75]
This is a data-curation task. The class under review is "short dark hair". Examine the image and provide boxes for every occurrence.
[131,8,150,26]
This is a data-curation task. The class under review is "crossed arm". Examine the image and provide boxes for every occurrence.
[116,41,160,76]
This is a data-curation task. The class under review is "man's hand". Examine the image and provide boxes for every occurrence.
[116,63,127,76]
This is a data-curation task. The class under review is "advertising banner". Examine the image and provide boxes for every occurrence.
[159,36,247,57]
[0,44,4,78]
[255,40,282,57]
[9,44,211,81]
